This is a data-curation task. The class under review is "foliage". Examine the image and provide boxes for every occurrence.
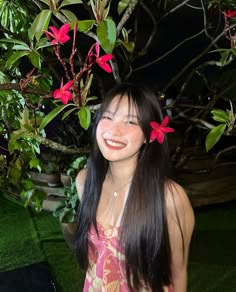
[53,155,87,223]
[0,0,235,211]
[205,102,235,151]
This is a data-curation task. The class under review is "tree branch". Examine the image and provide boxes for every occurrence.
[116,0,139,37]
[162,24,236,93]
[35,135,90,154]
[0,83,50,96]
[131,29,204,73]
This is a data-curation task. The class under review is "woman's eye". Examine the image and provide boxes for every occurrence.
[126,120,138,125]
[102,115,112,120]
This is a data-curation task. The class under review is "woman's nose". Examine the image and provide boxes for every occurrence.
[107,121,124,135]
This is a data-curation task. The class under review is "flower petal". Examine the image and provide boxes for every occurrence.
[227,9,236,18]
[155,131,164,144]
[161,126,175,133]
[53,89,62,99]
[60,91,73,105]
[150,121,159,129]
[150,130,158,141]
[48,26,59,36]
[58,35,70,44]
[59,23,70,35]
[161,116,169,127]
[62,80,73,91]
[98,54,113,62]
[96,61,112,73]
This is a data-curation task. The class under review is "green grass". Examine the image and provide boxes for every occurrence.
[188,202,236,291]
[1,193,236,291]
[0,194,85,291]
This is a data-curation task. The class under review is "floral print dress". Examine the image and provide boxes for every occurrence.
[83,221,173,292]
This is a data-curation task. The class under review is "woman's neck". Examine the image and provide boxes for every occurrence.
[107,160,136,185]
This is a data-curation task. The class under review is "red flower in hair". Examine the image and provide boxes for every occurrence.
[150,116,175,144]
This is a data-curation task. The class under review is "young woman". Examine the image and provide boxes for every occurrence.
[75,83,195,292]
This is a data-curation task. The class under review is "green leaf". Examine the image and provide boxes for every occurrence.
[39,104,75,131]
[12,44,31,51]
[6,51,30,68]
[21,179,34,190]
[62,107,78,120]
[36,37,52,50]
[8,129,27,152]
[21,123,34,132]
[97,19,116,54]
[211,109,228,123]
[59,9,78,22]
[9,166,22,185]
[219,50,231,66]
[81,73,93,103]
[21,106,30,125]
[78,106,91,130]
[78,20,95,33]
[28,10,52,41]
[205,124,226,152]
[71,156,87,170]
[0,38,29,47]
[60,209,76,223]
[86,96,97,102]
[122,40,135,53]
[117,0,130,15]
[29,158,41,170]
[60,0,82,8]
[53,200,67,217]
[28,51,41,69]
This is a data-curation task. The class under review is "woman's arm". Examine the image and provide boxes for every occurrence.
[165,181,195,292]
[75,168,87,201]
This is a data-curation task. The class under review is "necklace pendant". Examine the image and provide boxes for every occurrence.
[113,191,118,197]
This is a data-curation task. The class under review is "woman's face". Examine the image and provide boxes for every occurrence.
[96,95,145,164]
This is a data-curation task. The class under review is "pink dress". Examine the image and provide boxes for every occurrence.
[83,221,173,292]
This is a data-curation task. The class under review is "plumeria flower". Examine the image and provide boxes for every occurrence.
[150,116,175,144]
[225,9,236,19]
[53,79,73,105]
[94,42,113,73]
[45,23,70,45]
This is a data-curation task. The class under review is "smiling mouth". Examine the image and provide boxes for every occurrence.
[105,139,126,148]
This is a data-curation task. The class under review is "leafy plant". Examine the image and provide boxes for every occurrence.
[53,155,87,223]
[206,101,235,151]
[0,0,236,211]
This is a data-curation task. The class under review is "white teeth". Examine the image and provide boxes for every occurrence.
[106,140,124,147]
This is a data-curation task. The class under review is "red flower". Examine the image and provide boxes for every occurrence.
[53,79,73,104]
[95,42,112,73]
[45,23,70,45]
[150,116,175,144]
[225,9,236,19]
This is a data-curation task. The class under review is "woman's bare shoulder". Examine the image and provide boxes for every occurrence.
[165,179,195,289]
[165,179,195,238]
[75,168,87,200]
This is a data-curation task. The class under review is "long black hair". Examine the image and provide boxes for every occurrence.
[76,83,173,291]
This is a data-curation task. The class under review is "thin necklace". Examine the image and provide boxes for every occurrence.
[112,180,132,197]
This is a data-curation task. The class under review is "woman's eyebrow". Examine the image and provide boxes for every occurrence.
[103,110,138,119]
[103,110,114,114]
[126,114,138,119]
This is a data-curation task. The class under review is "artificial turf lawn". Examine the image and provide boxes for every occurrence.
[188,201,236,291]
[0,194,85,292]
[1,193,236,291]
